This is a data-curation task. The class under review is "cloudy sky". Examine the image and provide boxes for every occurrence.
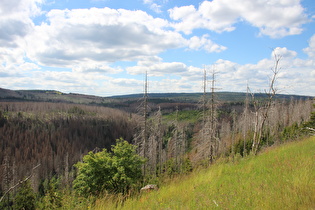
[0,0,314,96]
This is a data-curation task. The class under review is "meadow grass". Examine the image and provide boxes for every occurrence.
[94,137,315,209]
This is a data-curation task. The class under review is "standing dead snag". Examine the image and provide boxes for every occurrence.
[251,50,281,155]
[141,70,149,176]
[198,65,220,163]
[209,67,220,162]
[133,70,149,176]
[242,84,250,156]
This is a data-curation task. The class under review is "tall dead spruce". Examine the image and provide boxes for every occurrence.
[200,66,220,163]
[250,50,281,155]
[142,70,149,175]
[133,70,149,176]
[208,68,220,161]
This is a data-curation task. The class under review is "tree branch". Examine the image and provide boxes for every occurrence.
[0,164,40,203]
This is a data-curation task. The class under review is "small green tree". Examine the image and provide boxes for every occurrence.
[73,138,145,197]
[13,180,36,210]
[41,177,63,209]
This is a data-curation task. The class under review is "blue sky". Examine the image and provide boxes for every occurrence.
[0,0,314,96]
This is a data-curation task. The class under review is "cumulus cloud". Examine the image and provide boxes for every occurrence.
[188,35,227,53]
[0,0,44,78]
[212,46,314,95]
[25,7,187,68]
[303,34,315,58]
[143,0,163,13]
[169,0,309,38]
[273,47,297,58]
[72,62,123,73]
[111,78,143,87]
[127,61,187,76]
[22,6,224,73]
[0,1,313,97]
[0,0,43,46]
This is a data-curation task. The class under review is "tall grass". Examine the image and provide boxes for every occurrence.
[94,137,315,209]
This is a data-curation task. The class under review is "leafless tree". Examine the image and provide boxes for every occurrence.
[251,50,281,155]
[242,84,250,155]
[208,68,220,161]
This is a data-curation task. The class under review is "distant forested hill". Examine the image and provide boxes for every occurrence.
[0,88,311,113]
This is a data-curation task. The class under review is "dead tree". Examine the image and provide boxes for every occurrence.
[231,109,237,155]
[142,70,149,175]
[209,68,220,161]
[251,50,281,155]
[0,164,40,203]
[198,66,220,163]
[133,70,150,176]
[242,84,250,156]
[202,66,207,130]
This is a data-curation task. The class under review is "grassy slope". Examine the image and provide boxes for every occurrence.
[95,137,315,210]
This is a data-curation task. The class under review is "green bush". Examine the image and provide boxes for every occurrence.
[73,138,145,197]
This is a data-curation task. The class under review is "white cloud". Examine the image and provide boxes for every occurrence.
[25,7,186,68]
[72,62,123,74]
[0,0,43,17]
[111,78,143,87]
[0,1,313,97]
[303,34,315,58]
[0,0,44,79]
[23,6,223,74]
[188,35,227,53]
[273,47,297,58]
[169,0,309,38]
[0,0,43,47]
[143,0,164,13]
[1,46,314,96]
[127,60,187,76]
[213,46,314,95]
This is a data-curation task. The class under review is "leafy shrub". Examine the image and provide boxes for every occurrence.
[73,138,145,197]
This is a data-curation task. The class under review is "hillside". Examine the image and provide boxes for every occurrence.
[0,102,139,195]
[95,137,315,209]
[0,87,311,104]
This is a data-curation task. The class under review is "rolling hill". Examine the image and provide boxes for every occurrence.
[0,88,311,112]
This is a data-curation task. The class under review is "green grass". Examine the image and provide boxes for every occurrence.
[163,110,202,123]
[94,137,315,209]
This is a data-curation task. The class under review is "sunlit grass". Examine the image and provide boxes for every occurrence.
[93,137,315,209]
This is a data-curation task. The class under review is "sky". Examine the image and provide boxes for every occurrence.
[0,0,315,97]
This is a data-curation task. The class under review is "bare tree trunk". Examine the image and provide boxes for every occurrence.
[231,109,237,155]
[251,50,281,155]
[209,68,219,161]
[202,66,207,133]
[143,70,148,176]
[243,84,250,156]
